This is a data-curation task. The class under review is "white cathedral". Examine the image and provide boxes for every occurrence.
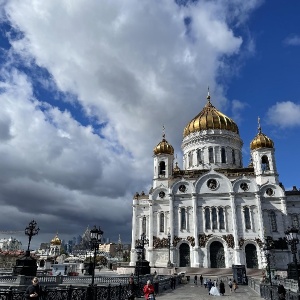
[130,93,300,270]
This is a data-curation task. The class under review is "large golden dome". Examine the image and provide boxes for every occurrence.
[153,134,174,155]
[183,94,239,138]
[250,120,274,150]
[51,234,61,246]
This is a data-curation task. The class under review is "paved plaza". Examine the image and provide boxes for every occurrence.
[156,281,262,300]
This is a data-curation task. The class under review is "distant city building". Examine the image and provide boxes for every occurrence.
[0,237,22,251]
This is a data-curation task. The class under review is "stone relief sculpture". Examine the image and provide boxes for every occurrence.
[173,236,182,247]
[198,233,213,248]
[153,236,169,248]
[222,234,235,248]
[187,236,195,247]
[239,238,245,248]
[255,237,263,248]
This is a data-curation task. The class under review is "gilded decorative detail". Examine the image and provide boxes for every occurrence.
[255,237,263,248]
[222,234,235,248]
[187,236,195,247]
[198,233,212,248]
[173,236,182,247]
[153,133,174,155]
[153,236,169,249]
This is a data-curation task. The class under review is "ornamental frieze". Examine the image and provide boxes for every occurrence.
[255,237,263,248]
[222,234,234,248]
[173,236,182,247]
[198,233,212,248]
[238,238,245,248]
[153,236,169,249]
[187,236,195,247]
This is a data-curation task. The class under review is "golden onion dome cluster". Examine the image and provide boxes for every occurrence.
[153,135,174,155]
[51,234,61,245]
[183,95,239,138]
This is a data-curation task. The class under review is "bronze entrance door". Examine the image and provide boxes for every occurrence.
[210,241,225,268]
[179,243,190,267]
[245,244,258,268]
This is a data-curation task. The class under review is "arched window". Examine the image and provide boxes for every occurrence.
[244,207,251,229]
[142,216,147,234]
[160,213,164,232]
[270,211,277,232]
[232,149,236,165]
[292,214,299,229]
[205,208,210,230]
[212,207,217,229]
[188,152,193,167]
[219,207,225,229]
[221,147,226,163]
[209,147,214,163]
[261,155,270,172]
[159,161,166,176]
[197,149,202,164]
[181,208,186,230]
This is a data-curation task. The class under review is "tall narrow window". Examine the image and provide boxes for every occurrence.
[219,207,225,229]
[160,213,164,232]
[142,216,147,234]
[159,161,166,176]
[270,211,277,232]
[293,214,299,229]
[232,149,236,165]
[197,149,202,164]
[188,152,193,167]
[244,207,251,229]
[221,147,226,163]
[212,207,217,229]
[209,147,214,163]
[205,207,210,230]
[181,208,186,230]
[261,155,270,172]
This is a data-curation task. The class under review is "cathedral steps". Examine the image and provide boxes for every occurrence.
[176,267,263,279]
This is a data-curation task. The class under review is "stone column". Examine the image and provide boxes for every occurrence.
[168,194,174,265]
[192,194,200,267]
[210,208,213,230]
[216,207,220,230]
[230,193,241,264]
[255,192,264,238]
[148,201,154,265]
[130,201,137,266]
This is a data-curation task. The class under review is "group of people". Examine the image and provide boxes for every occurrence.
[127,277,156,300]
[196,277,238,296]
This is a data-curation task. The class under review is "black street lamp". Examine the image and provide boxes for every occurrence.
[263,237,274,300]
[25,220,40,255]
[167,232,172,268]
[285,226,300,290]
[135,244,143,297]
[90,225,103,286]
[139,233,149,260]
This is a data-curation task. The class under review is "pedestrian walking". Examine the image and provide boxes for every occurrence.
[194,275,198,285]
[219,280,225,296]
[143,280,155,300]
[233,279,238,292]
[200,274,203,286]
[228,278,233,292]
[278,283,286,300]
[204,278,207,288]
[207,279,213,295]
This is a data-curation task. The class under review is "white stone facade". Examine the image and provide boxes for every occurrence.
[130,101,300,271]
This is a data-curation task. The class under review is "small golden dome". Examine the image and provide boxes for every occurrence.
[183,94,239,138]
[250,117,274,150]
[153,136,174,155]
[51,234,61,246]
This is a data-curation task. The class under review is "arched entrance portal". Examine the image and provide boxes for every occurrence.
[210,241,225,268]
[179,243,190,267]
[245,244,258,268]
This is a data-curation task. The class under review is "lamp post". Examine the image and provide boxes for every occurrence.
[263,237,274,300]
[25,220,40,255]
[285,226,300,290]
[135,244,143,298]
[167,232,172,268]
[90,225,103,286]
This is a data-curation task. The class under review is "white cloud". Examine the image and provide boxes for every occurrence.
[266,101,300,128]
[231,99,249,125]
[0,0,262,245]
[283,35,300,46]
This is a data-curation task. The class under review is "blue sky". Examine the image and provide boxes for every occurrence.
[0,0,299,248]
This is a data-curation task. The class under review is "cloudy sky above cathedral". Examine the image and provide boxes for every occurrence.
[0,0,299,248]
